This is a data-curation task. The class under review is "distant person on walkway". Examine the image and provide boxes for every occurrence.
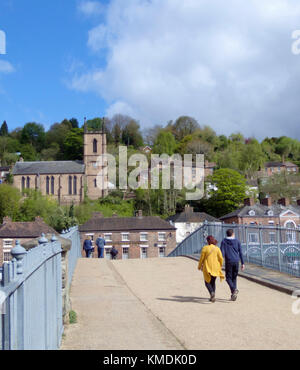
[198,235,224,303]
[110,246,118,260]
[221,229,245,301]
[96,234,106,258]
[83,236,93,258]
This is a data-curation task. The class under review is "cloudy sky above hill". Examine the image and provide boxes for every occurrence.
[1,0,300,139]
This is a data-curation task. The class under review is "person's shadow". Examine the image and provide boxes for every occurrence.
[157,296,232,304]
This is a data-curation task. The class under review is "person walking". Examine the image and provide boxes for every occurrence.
[96,234,106,258]
[220,229,245,301]
[83,236,93,258]
[198,235,224,303]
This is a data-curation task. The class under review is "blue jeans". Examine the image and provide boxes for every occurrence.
[98,248,104,258]
[225,262,239,294]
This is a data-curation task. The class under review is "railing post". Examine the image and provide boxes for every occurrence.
[10,241,27,350]
[245,224,249,263]
[276,224,282,272]
[259,224,263,267]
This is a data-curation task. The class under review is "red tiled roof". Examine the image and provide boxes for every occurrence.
[0,217,58,238]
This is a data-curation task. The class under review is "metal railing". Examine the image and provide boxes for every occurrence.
[0,227,82,350]
[0,235,63,350]
[61,226,82,286]
[168,221,300,277]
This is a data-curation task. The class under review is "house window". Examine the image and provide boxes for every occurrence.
[94,179,97,188]
[140,233,148,242]
[249,233,259,244]
[158,246,166,258]
[46,176,50,195]
[285,221,296,243]
[93,139,98,153]
[26,176,30,189]
[104,234,112,242]
[68,176,72,195]
[3,239,13,262]
[122,247,129,260]
[51,176,55,195]
[73,176,77,195]
[141,247,148,259]
[122,233,130,242]
[158,232,166,242]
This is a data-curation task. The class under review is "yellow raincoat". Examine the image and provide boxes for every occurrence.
[198,244,225,283]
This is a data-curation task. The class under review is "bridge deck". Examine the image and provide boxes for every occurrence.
[61,257,300,350]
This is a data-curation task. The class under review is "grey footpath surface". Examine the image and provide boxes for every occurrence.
[62,257,300,350]
[189,254,300,295]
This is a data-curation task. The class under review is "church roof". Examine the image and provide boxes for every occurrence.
[12,161,85,175]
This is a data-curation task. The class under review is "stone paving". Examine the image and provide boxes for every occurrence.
[61,257,300,350]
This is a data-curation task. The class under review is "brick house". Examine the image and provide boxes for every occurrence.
[259,161,299,177]
[220,197,300,228]
[11,125,108,205]
[167,205,220,244]
[79,211,176,259]
[0,216,58,266]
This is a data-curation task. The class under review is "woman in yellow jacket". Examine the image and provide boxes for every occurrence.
[198,235,224,302]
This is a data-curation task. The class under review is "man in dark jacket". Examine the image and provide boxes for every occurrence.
[221,229,245,301]
[110,246,118,260]
[83,237,93,258]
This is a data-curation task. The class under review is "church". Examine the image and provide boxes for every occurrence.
[12,126,108,205]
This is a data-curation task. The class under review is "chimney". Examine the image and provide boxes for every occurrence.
[184,205,194,213]
[136,210,143,218]
[244,198,255,207]
[35,216,44,223]
[278,198,290,207]
[261,197,272,207]
[2,216,12,224]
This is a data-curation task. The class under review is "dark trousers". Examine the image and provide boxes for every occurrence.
[225,262,239,294]
[85,249,92,258]
[205,275,217,295]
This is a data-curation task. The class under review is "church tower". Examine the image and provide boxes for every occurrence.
[83,120,108,200]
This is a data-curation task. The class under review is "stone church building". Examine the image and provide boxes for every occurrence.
[12,127,108,205]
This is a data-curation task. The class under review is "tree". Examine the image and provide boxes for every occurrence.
[63,128,84,160]
[122,120,144,148]
[69,118,79,129]
[40,143,60,161]
[86,118,104,131]
[0,121,8,136]
[172,116,200,141]
[0,184,21,222]
[153,131,176,155]
[206,168,247,217]
[239,139,267,179]
[21,122,46,152]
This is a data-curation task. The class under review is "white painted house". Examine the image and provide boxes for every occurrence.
[167,205,220,245]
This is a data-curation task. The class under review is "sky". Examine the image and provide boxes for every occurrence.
[1,0,300,139]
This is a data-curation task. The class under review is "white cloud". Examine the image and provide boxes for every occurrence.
[71,0,300,139]
[78,1,104,17]
[0,60,14,74]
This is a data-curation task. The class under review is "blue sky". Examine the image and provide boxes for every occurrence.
[1,0,300,138]
[0,0,109,130]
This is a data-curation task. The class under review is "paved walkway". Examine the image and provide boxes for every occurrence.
[61,257,300,350]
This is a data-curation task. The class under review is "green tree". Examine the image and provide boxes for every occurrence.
[21,122,46,152]
[206,168,247,217]
[122,120,144,148]
[0,121,8,136]
[172,116,200,141]
[63,128,84,160]
[69,118,79,129]
[153,131,176,155]
[0,184,21,222]
[239,139,267,179]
